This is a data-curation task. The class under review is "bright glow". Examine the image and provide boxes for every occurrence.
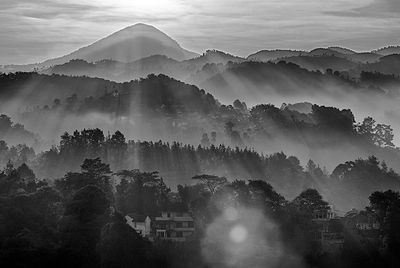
[230,224,248,243]
[202,207,286,267]
[98,0,184,15]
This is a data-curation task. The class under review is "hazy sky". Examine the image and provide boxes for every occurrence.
[1,0,399,64]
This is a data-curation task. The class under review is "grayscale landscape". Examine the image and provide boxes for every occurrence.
[1,1,400,267]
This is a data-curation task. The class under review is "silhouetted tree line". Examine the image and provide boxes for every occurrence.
[248,103,395,147]
[0,140,35,168]
[0,114,39,147]
[360,71,400,83]
[1,72,394,150]
[1,72,399,175]
[357,55,400,77]
[1,128,399,212]
[0,73,218,116]
[16,86,397,157]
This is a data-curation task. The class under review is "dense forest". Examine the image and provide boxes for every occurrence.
[1,152,400,267]
[1,72,399,173]
[1,127,399,212]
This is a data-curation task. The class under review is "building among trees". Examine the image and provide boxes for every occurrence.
[312,206,345,252]
[125,214,152,238]
[154,211,195,242]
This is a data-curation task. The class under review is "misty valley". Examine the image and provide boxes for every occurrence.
[1,23,400,268]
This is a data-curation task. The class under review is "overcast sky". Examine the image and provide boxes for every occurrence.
[1,0,399,64]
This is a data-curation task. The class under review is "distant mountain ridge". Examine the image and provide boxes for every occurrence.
[328,47,356,55]
[44,49,244,83]
[247,50,307,62]
[41,47,400,92]
[0,22,399,75]
[373,46,400,56]
[1,23,199,72]
[1,24,400,84]
[246,47,386,65]
[42,23,198,66]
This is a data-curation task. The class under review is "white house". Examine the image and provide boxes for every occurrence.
[125,214,151,238]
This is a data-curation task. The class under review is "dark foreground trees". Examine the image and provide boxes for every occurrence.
[0,159,152,268]
[368,190,400,267]
[1,153,400,267]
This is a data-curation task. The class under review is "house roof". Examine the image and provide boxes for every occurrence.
[126,213,148,222]
[344,209,359,218]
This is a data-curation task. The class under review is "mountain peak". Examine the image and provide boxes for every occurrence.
[40,24,198,67]
[119,23,162,33]
[188,49,244,64]
[129,23,155,28]
[106,23,175,45]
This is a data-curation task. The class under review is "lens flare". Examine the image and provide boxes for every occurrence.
[230,224,248,243]
[201,206,296,268]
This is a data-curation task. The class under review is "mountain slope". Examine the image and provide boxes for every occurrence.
[346,52,381,63]
[44,50,244,83]
[328,46,356,55]
[46,56,182,82]
[185,50,245,65]
[199,61,371,104]
[40,24,198,68]
[373,46,400,56]
[356,54,400,76]
[247,49,307,62]
[281,55,357,72]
